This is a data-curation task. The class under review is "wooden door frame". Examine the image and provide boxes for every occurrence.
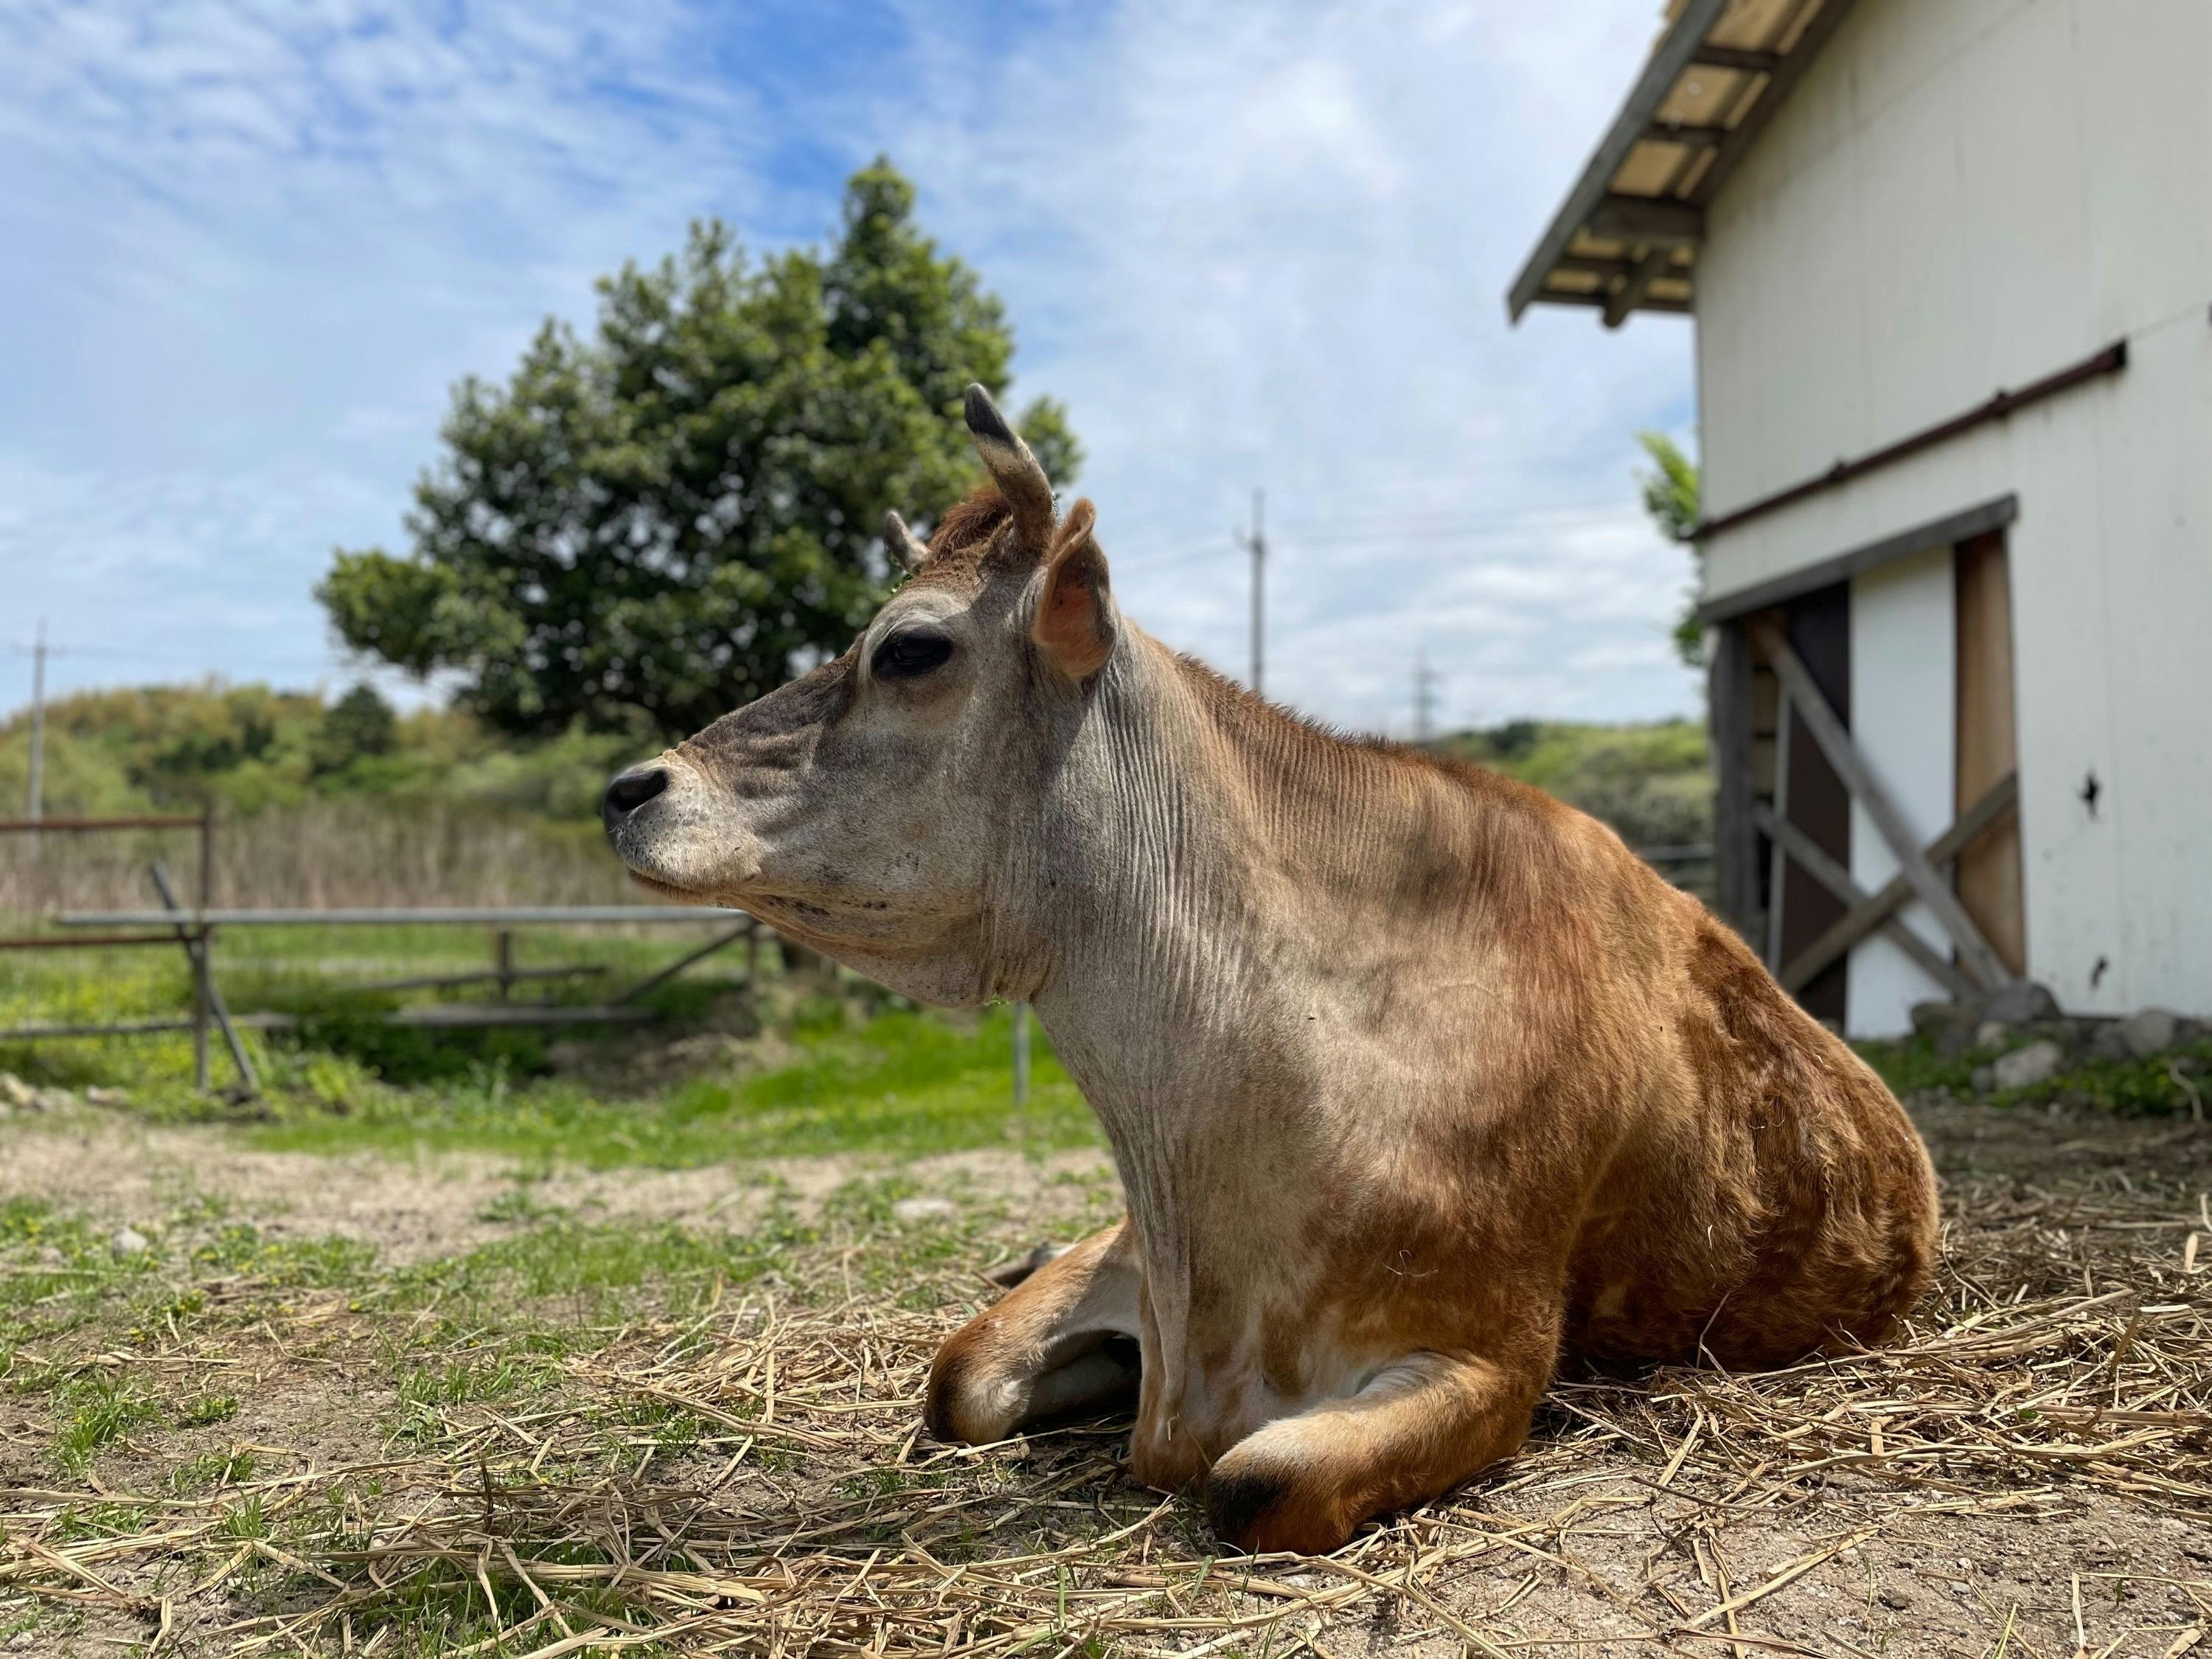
[1705,499,2028,1004]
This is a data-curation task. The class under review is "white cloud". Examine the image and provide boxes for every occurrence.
[0,0,783,700]
[0,0,1700,736]
[872,0,1699,726]
[847,0,1703,730]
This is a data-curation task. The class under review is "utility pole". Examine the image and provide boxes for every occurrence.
[1413,647,1441,745]
[1236,490,1266,695]
[25,618,46,822]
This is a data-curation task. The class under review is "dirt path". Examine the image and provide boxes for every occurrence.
[1,1099,2206,1657]
[0,1113,1114,1263]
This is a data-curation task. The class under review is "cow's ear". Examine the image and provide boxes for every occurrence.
[1032,498,1114,680]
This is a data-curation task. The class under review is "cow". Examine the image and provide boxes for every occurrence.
[602,386,1940,1554]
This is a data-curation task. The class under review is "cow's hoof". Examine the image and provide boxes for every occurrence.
[1203,1456,1351,1555]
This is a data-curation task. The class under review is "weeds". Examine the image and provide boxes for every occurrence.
[1861,1032,2212,1116]
[175,1391,240,1427]
[4,1127,2202,1658]
[52,1374,161,1472]
[167,1450,257,1494]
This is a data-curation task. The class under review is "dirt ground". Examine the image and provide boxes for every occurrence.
[0,1114,1107,1264]
[1,1096,2207,1658]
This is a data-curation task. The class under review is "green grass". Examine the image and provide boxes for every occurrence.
[246,1003,1099,1166]
[0,931,1127,1653]
[398,1214,795,1305]
[0,918,758,1096]
[0,1022,1130,1652]
[3,1191,911,1479]
[190,1221,380,1285]
[4,914,1101,1161]
[52,1374,163,1472]
[1,1161,1118,1486]
[168,1449,257,1493]
[176,1391,240,1427]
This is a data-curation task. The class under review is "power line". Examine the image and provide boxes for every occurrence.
[52,641,372,672]
[2,627,428,737]
[1105,482,1628,543]
[1268,497,1630,535]
[1106,498,1641,577]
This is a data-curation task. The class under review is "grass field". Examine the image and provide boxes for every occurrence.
[1,920,1102,1162]
[1,918,762,1095]
[246,1005,1102,1166]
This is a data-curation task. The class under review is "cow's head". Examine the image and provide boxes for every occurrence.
[602,386,1119,1004]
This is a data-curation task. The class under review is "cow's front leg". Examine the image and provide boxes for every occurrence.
[924,1220,1142,1443]
[1204,1338,1556,1554]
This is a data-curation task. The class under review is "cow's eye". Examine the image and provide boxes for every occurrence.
[873,631,954,680]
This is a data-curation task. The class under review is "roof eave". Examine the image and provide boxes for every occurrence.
[1506,0,1863,327]
[1505,0,1733,323]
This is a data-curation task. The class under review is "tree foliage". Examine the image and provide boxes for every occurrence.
[319,160,1078,740]
[1635,431,1704,669]
[311,684,397,776]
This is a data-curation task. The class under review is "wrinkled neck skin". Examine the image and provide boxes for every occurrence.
[978,627,1489,1447]
[1011,630,1319,1103]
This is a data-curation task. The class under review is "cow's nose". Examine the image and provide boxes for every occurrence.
[601,765,671,832]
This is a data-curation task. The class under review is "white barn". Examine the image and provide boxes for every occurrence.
[1510,0,2211,1037]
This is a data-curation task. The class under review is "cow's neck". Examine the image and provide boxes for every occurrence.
[1029,627,1460,1082]
[1025,630,1459,1368]
[1031,637,1324,1076]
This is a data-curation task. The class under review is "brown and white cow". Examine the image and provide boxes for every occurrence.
[602,387,1940,1554]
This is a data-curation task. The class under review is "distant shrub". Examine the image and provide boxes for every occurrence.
[1438,719,1712,851]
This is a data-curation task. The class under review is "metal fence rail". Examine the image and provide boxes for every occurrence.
[1,1005,659,1040]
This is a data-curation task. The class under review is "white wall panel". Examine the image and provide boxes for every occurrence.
[1846,548,1958,1036]
[1697,0,2212,515]
[2078,323,2212,1007]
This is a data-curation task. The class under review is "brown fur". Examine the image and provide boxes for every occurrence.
[608,408,1941,1558]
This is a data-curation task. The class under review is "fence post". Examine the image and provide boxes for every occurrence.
[198,799,216,910]
[197,802,216,1089]
[1012,1002,1032,1107]
[151,859,254,1096]
[192,928,211,1091]
[495,930,515,1001]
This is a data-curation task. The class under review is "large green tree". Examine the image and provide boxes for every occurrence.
[320,161,1079,740]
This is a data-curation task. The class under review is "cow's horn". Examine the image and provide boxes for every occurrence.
[883,509,928,574]
[963,383,1055,550]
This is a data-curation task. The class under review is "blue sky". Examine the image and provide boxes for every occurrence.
[0,0,1698,736]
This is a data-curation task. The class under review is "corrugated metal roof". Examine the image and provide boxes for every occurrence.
[1506,0,1856,326]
